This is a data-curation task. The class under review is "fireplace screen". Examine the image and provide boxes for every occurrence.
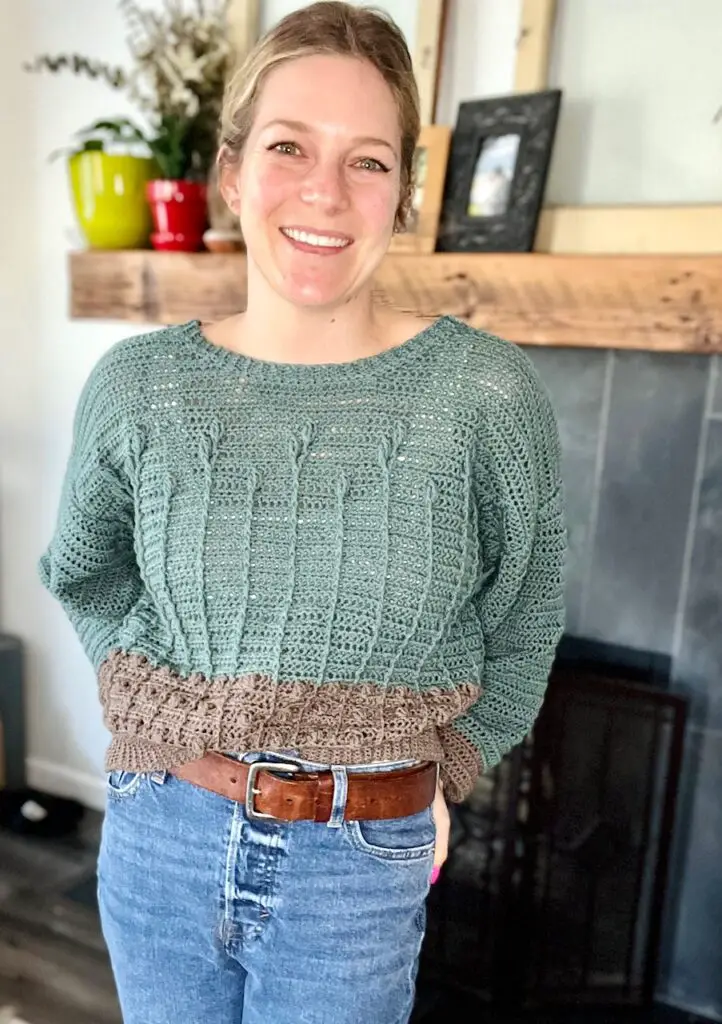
[418,663,687,1010]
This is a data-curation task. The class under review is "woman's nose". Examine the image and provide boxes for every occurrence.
[299,161,349,213]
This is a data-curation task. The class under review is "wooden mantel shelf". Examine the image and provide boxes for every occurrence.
[69,250,722,354]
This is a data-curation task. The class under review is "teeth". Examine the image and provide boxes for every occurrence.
[282,228,349,248]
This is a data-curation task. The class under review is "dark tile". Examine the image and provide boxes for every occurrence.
[713,357,722,416]
[674,420,722,727]
[581,352,708,654]
[525,347,609,635]
[662,728,722,1021]
[414,978,715,1023]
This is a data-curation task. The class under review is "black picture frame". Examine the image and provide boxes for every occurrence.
[436,89,562,253]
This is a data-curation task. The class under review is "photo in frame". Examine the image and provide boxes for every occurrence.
[436,89,562,253]
[389,124,451,255]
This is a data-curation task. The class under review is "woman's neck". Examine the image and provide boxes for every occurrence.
[240,293,394,366]
[208,254,422,365]
[203,260,427,367]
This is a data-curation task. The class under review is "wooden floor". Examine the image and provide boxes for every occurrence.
[0,815,714,1024]
[0,811,121,1024]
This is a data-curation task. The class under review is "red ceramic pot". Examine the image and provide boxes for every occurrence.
[146,179,208,252]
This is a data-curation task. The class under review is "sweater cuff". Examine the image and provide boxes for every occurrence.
[437,725,483,803]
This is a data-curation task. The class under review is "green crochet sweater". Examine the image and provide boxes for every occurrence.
[39,315,566,802]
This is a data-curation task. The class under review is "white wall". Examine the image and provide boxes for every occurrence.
[547,0,722,204]
[1,0,720,812]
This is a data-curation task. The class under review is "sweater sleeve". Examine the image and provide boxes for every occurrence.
[438,347,567,803]
[38,354,143,671]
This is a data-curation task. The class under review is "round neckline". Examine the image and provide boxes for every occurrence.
[178,314,453,380]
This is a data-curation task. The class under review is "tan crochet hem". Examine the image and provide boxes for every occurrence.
[100,650,483,800]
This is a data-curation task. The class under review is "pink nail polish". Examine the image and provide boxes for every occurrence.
[430,866,440,885]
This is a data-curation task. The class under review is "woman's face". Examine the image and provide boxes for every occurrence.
[225,54,402,310]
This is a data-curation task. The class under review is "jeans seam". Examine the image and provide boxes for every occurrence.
[221,800,244,953]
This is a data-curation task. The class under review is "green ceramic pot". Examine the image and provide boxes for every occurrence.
[68,151,158,249]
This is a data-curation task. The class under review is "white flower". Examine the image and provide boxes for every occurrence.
[170,85,199,117]
[168,45,207,85]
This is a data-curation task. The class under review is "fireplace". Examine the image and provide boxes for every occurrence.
[416,637,688,1013]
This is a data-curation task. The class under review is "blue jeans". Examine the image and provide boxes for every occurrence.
[98,750,438,1024]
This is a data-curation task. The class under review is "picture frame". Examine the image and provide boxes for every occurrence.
[436,88,562,253]
[389,124,451,255]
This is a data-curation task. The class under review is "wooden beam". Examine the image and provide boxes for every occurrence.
[413,0,446,125]
[69,250,722,354]
[536,204,722,255]
[226,0,260,65]
[515,0,556,93]
[69,250,243,326]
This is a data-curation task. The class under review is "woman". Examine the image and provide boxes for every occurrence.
[39,3,566,1022]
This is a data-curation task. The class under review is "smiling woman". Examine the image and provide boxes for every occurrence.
[39,3,566,1023]
[220,53,403,311]
[214,12,418,331]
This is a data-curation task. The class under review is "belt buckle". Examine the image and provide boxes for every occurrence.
[245,761,301,822]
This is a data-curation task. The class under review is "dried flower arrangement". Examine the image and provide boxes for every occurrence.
[25,0,234,181]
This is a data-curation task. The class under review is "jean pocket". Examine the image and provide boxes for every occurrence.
[106,770,144,801]
[346,805,436,862]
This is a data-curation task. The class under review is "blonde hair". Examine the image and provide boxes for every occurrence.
[218,1,420,231]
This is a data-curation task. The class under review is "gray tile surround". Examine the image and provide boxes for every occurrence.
[661,728,722,1022]
[525,347,609,636]
[524,344,720,1019]
[579,351,708,654]
[673,420,722,729]
[713,357,722,416]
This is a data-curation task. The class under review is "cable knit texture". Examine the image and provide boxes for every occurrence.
[39,315,566,803]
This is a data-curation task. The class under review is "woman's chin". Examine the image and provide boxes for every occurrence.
[248,236,382,311]
[277,272,360,310]
[285,287,346,308]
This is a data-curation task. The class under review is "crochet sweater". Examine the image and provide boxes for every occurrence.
[38,315,566,803]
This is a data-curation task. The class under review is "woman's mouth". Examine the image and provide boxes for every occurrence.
[280,226,353,254]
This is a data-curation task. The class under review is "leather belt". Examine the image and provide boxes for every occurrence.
[171,752,438,823]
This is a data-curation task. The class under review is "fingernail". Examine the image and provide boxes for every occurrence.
[430,866,440,885]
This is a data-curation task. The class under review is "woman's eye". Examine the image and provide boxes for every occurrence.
[356,157,389,173]
[271,142,300,156]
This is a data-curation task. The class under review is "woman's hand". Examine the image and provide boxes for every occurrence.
[430,776,450,883]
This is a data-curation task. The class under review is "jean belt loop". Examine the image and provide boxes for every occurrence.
[326,766,348,828]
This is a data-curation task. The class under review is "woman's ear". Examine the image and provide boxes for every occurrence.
[217,147,242,217]
[207,151,242,233]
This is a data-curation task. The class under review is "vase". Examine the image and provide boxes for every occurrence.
[146,179,208,252]
[68,151,157,249]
